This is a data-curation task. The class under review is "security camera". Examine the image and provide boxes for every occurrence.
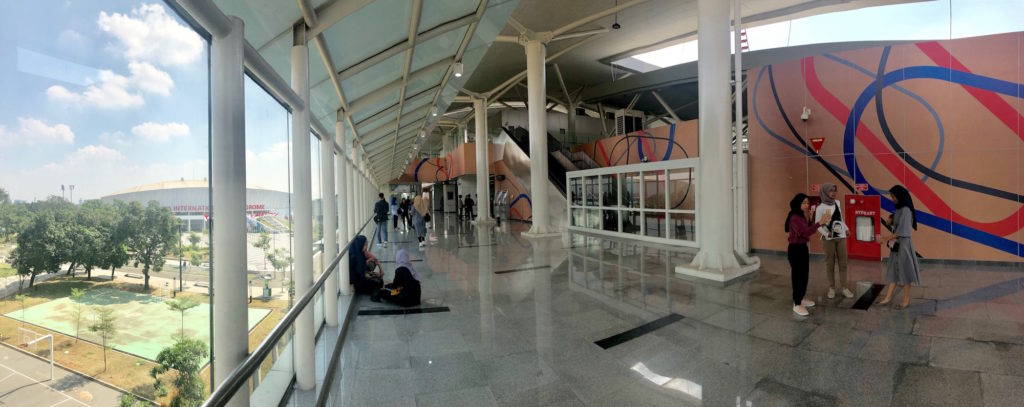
[800,106,811,122]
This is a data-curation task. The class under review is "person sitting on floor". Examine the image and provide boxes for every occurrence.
[371,249,421,307]
[349,235,383,295]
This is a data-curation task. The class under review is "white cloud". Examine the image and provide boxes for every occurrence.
[45,62,173,109]
[131,122,189,142]
[98,3,203,67]
[68,145,123,166]
[99,131,130,146]
[246,142,292,192]
[0,118,75,146]
[56,29,89,50]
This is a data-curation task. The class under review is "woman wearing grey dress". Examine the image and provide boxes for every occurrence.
[411,196,429,248]
[876,185,921,310]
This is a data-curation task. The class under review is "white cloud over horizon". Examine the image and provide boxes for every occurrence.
[0,117,75,146]
[45,61,173,109]
[97,3,203,68]
[131,121,189,142]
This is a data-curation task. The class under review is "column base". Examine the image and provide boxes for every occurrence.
[675,253,760,282]
[521,231,562,239]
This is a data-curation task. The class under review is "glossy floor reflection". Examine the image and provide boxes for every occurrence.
[336,214,1024,406]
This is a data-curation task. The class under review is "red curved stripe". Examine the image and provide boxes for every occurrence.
[802,56,1022,236]
[916,41,1024,142]
[596,139,611,166]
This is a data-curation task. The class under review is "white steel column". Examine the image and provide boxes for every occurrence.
[290,25,316,390]
[321,122,338,326]
[346,144,356,239]
[733,0,750,255]
[473,97,494,224]
[210,16,247,407]
[524,40,555,236]
[676,0,758,281]
[337,118,351,295]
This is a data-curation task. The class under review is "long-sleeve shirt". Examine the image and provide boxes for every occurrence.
[788,215,819,244]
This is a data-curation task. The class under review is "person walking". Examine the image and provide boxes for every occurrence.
[815,183,852,299]
[391,196,399,230]
[786,193,829,316]
[411,196,429,248]
[876,185,922,310]
[398,198,409,233]
[457,194,463,220]
[373,193,389,248]
[464,194,475,221]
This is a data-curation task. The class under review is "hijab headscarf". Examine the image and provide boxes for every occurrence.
[348,235,369,282]
[395,249,419,280]
[785,193,808,232]
[819,182,837,205]
[413,196,428,215]
[889,185,917,230]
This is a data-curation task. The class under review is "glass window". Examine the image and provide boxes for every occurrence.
[621,210,641,235]
[601,174,618,207]
[644,170,666,210]
[670,212,697,241]
[645,212,667,238]
[311,133,323,275]
[622,172,640,208]
[602,209,619,232]
[587,208,601,229]
[668,168,695,211]
[584,175,599,206]
[571,207,584,227]
[570,177,582,206]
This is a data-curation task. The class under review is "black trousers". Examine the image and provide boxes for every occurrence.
[393,214,398,228]
[788,243,809,306]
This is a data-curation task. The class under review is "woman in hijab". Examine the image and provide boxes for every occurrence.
[877,185,921,309]
[411,196,429,248]
[786,193,830,316]
[348,235,383,295]
[371,249,421,307]
[814,182,852,299]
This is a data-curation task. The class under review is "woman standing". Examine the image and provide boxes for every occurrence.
[787,193,829,316]
[412,196,429,248]
[877,185,921,310]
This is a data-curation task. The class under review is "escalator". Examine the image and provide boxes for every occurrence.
[502,126,568,197]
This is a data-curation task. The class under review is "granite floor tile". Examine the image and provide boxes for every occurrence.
[415,386,498,407]
[747,316,818,346]
[891,365,982,407]
[857,332,932,364]
[980,373,1024,407]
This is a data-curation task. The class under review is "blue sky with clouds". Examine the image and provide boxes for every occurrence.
[0,1,295,202]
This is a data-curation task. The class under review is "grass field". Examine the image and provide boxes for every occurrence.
[0,263,15,278]
[5,286,269,364]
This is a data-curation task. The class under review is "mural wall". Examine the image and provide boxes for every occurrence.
[570,120,700,166]
[749,32,1024,262]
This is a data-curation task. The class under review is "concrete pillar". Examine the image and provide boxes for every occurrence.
[733,0,750,255]
[290,24,315,390]
[473,97,494,224]
[336,118,351,295]
[210,16,248,407]
[676,0,758,281]
[524,40,553,236]
[322,122,338,326]
[347,146,356,239]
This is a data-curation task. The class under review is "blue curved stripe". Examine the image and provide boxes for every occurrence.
[413,158,428,182]
[509,193,532,208]
[842,64,1024,257]
[662,124,676,161]
[636,132,646,162]
[823,52,945,182]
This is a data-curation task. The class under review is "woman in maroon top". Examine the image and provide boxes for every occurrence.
[786,193,830,316]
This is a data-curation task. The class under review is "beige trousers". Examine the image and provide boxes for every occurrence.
[822,238,848,290]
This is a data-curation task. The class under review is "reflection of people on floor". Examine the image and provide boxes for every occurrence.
[371,250,421,307]
[349,235,383,295]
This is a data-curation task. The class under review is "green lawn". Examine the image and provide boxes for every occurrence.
[0,263,15,278]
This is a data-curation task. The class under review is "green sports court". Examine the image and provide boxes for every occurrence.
[4,287,269,364]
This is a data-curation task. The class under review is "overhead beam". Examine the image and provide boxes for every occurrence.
[388,0,425,176]
[651,90,680,123]
[486,35,599,98]
[307,0,375,38]
[551,0,651,37]
[348,57,453,113]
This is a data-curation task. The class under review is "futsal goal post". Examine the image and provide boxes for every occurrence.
[18,327,53,381]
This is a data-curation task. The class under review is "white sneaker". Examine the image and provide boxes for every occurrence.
[801,299,816,308]
[842,288,854,298]
[827,288,836,299]
[383,242,388,248]
[793,305,809,316]
[376,243,382,248]
[418,242,425,248]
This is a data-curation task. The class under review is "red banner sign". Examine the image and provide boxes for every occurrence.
[810,137,825,154]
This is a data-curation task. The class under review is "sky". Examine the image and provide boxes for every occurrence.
[632,0,1024,69]
[0,1,305,202]
[2,0,1024,202]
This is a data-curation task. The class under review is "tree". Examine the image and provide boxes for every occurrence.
[11,211,69,287]
[187,232,201,249]
[88,306,118,371]
[123,201,178,290]
[151,338,208,407]
[253,232,272,268]
[76,201,120,280]
[267,248,292,277]
[119,394,142,407]
[0,187,9,206]
[165,297,200,338]
[189,252,203,269]
[0,202,31,242]
[70,288,86,342]
[102,201,133,280]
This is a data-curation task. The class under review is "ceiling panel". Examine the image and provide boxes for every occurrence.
[351,91,400,122]
[340,52,406,101]
[322,0,413,71]
[419,0,480,32]
[410,27,468,72]
[214,0,301,48]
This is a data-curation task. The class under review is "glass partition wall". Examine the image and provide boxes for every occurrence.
[568,158,699,247]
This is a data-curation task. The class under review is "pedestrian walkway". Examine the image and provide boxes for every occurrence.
[332,215,1024,406]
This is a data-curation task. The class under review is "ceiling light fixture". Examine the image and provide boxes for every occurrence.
[431,107,438,116]
[612,0,621,30]
[454,62,464,77]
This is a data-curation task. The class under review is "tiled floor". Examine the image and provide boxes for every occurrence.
[335,214,1024,406]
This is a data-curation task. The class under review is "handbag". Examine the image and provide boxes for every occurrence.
[424,212,432,223]
[887,239,900,252]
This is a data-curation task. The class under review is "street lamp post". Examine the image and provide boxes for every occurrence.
[178,223,184,293]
